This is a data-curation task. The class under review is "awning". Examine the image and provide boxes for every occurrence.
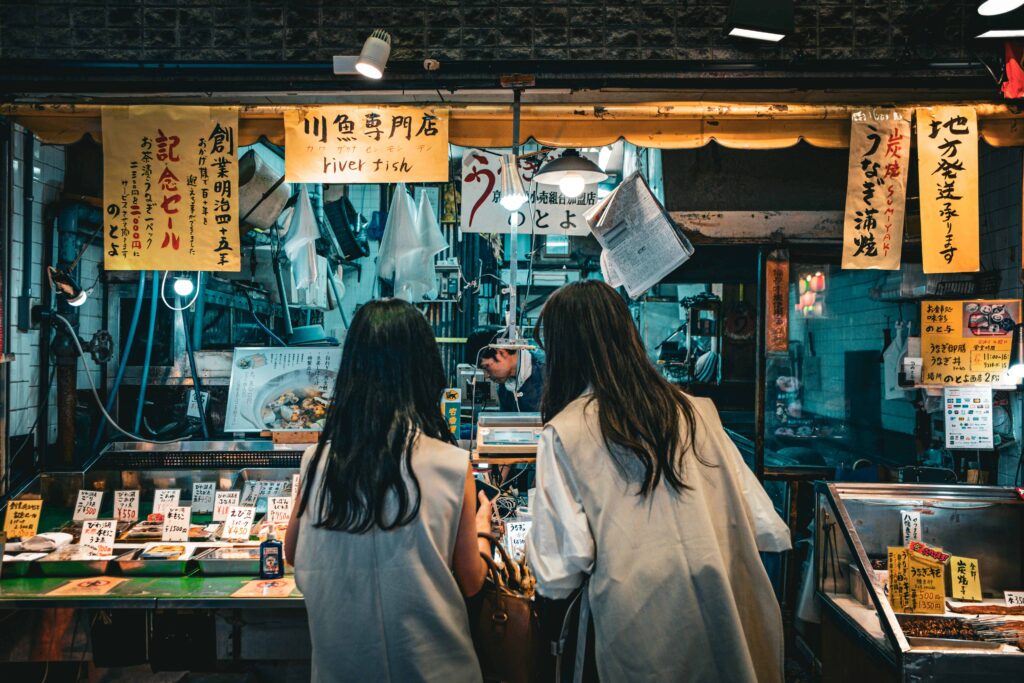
[4,102,1024,149]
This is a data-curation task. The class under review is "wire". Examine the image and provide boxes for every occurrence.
[4,369,56,492]
[238,286,288,347]
[51,313,190,444]
[159,270,202,311]
[182,308,211,440]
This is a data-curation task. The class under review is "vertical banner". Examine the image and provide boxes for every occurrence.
[765,250,790,353]
[284,106,449,184]
[102,106,240,271]
[916,107,980,274]
[841,110,910,270]
[921,300,1019,385]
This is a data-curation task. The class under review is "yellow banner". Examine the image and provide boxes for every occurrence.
[284,106,449,184]
[102,106,241,271]
[921,300,1019,385]
[916,107,980,274]
[841,110,910,270]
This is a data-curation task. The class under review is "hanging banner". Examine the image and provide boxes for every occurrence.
[921,300,1019,385]
[284,106,448,184]
[841,110,910,270]
[766,250,790,353]
[102,106,240,271]
[916,107,980,274]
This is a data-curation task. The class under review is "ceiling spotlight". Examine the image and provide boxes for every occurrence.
[173,274,196,297]
[535,150,608,199]
[48,266,88,307]
[978,0,1024,15]
[356,29,391,79]
[499,155,528,211]
[726,0,794,42]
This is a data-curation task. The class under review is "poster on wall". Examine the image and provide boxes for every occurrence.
[916,107,980,274]
[224,348,341,433]
[841,109,910,271]
[765,250,790,353]
[102,106,240,271]
[920,300,1019,385]
[943,386,993,450]
[460,149,602,236]
[284,106,449,184]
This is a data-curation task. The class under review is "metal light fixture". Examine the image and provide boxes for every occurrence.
[499,155,528,211]
[47,266,87,307]
[356,29,391,79]
[979,0,1024,15]
[726,0,794,42]
[534,150,608,199]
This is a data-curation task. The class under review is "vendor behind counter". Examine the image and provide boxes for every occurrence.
[466,326,545,413]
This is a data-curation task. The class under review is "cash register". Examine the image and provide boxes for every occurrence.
[475,412,543,456]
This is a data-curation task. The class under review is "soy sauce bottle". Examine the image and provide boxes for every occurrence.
[259,527,285,579]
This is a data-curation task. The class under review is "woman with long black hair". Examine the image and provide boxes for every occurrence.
[285,299,491,682]
[526,280,791,682]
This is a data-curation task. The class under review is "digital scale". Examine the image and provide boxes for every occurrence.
[475,412,543,456]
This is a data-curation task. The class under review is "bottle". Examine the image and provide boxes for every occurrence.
[259,527,285,579]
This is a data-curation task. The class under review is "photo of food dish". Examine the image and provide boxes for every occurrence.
[251,369,335,430]
[140,543,193,561]
[964,301,1019,337]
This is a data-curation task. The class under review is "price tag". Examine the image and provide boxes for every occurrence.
[900,510,921,544]
[222,506,256,542]
[291,473,301,503]
[3,499,43,539]
[192,483,216,515]
[114,490,140,522]
[950,556,982,602]
[153,489,181,517]
[73,490,103,521]
[888,546,946,614]
[80,520,117,557]
[267,497,293,525]
[162,506,191,542]
[503,520,532,561]
[262,481,288,498]
[213,491,241,522]
[1005,591,1024,607]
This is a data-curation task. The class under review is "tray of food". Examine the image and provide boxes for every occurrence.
[1,552,48,579]
[120,519,217,543]
[36,545,118,577]
[115,543,198,577]
[194,546,261,576]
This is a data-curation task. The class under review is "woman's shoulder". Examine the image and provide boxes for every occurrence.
[415,433,470,462]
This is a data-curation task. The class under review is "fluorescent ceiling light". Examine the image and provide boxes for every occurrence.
[729,27,786,42]
[978,1,1024,16]
[726,0,793,42]
[976,28,1024,37]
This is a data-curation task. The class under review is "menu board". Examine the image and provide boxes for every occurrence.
[944,387,994,449]
[888,545,946,614]
[3,499,43,539]
[921,300,1019,385]
[224,348,340,432]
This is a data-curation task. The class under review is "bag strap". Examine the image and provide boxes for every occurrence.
[572,588,590,683]
[553,581,590,683]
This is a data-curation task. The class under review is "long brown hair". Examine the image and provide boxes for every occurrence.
[535,280,705,495]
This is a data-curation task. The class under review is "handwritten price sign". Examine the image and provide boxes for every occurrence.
[162,506,191,542]
[222,506,256,542]
[153,489,181,517]
[114,490,140,522]
[81,520,117,557]
[267,497,293,525]
[3,499,43,539]
[213,491,241,522]
[73,490,103,521]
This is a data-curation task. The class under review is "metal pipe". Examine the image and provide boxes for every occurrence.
[191,272,205,351]
[17,129,33,332]
[133,271,158,434]
[1,121,11,494]
[754,247,767,482]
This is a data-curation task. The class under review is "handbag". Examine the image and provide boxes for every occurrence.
[473,532,540,683]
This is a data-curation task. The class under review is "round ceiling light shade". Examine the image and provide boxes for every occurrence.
[534,150,609,186]
[356,29,391,79]
[978,0,1024,15]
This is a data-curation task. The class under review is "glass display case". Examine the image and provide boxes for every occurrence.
[814,482,1024,682]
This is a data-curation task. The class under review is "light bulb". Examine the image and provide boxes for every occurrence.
[500,192,527,211]
[355,62,383,79]
[559,174,585,198]
[173,276,195,297]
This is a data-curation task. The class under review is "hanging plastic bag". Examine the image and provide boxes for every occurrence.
[379,186,447,302]
[284,187,320,292]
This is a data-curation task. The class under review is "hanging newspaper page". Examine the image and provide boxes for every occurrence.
[102,106,240,271]
[841,109,910,270]
[460,148,602,236]
[584,172,694,299]
[224,348,341,432]
[916,107,980,274]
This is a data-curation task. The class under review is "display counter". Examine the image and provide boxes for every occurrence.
[814,482,1024,682]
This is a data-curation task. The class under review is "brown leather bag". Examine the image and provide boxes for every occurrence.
[473,532,540,683]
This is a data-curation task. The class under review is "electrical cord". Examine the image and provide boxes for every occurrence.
[51,313,190,444]
[182,307,211,440]
[159,270,202,311]
[238,285,288,346]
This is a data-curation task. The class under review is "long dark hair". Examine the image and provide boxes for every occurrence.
[297,298,455,532]
[536,280,706,496]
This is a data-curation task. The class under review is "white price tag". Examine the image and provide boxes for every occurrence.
[503,520,532,562]
[192,483,216,514]
[213,491,241,522]
[73,490,103,521]
[1006,591,1024,607]
[114,490,140,522]
[261,481,288,498]
[240,481,260,506]
[900,510,921,544]
[162,506,191,542]
[222,506,256,542]
[153,489,181,517]
[267,497,293,525]
[80,519,117,557]
[291,473,301,503]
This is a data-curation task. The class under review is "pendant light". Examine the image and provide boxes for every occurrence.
[534,150,608,199]
[499,154,528,211]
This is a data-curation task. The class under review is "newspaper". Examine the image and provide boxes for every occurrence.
[584,172,694,298]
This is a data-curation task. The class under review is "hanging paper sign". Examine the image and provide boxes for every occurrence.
[73,490,103,521]
[114,490,140,522]
[921,300,1019,385]
[460,149,602,236]
[944,386,994,449]
[916,107,980,274]
[192,483,216,515]
[950,556,982,602]
[102,106,240,271]
[766,250,790,353]
[888,546,946,614]
[80,520,117,557]
[3,499,43,539]
[841,110,910,270]
[284,106,448,184]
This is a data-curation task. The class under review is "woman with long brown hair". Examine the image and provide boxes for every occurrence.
[526,280,791,682]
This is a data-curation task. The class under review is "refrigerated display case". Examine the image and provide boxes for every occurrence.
[815,482,1024,682]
